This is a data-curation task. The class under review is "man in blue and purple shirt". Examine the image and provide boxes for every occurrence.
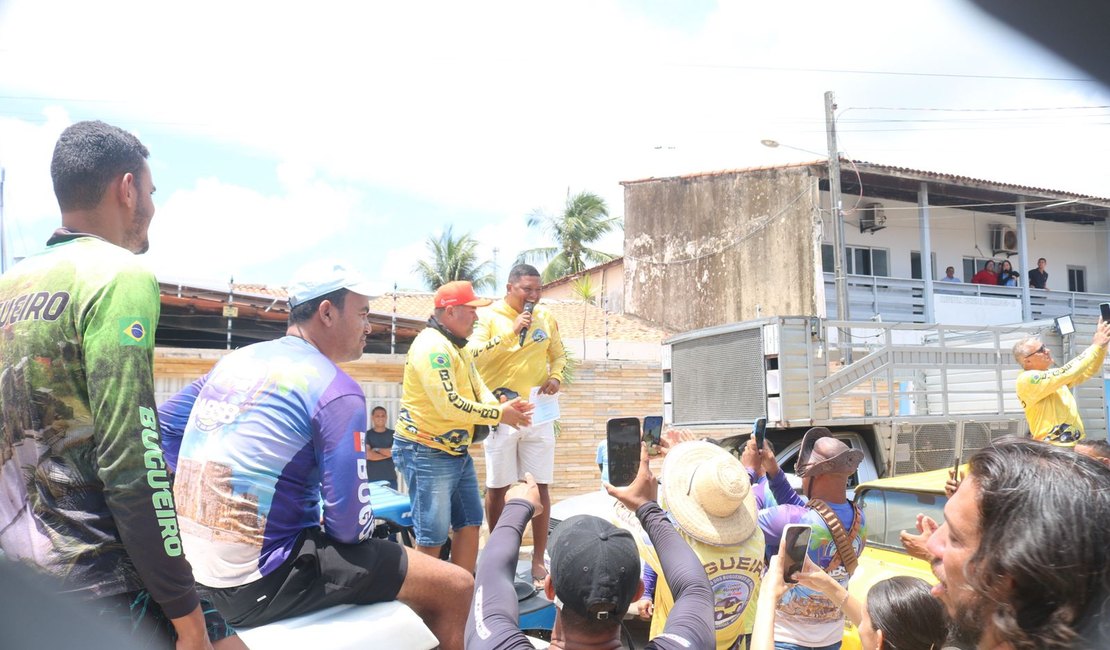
[159,261,472,650]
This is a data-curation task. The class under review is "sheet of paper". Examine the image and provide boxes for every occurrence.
[528,386,561,425]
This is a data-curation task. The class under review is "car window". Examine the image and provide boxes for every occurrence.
[857,488,946,551]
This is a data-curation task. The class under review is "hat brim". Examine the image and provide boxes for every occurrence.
[796,427,864,477]
[463,297,493,307]
[345,281,377,299]
[661,441,758,546]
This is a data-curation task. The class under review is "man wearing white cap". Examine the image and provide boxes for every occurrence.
[638,441,766,650]
[159,261,473,650]
[757,428,866,650]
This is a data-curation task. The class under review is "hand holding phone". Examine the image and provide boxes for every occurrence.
[642,416,663,456]
[753,417,767,453]
[607,417,642,487]
[782,524,812,584]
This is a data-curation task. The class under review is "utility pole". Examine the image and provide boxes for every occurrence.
[825,91,852,361]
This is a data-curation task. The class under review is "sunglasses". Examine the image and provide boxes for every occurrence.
[1025,344,1048,358]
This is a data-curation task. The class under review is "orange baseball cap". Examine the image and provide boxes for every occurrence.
[434,281,493,309]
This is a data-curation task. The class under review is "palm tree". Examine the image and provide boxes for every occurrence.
[414,227,496,291]
[516,190,622,283]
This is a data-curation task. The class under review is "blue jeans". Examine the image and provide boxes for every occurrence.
[774,642,840,650]
[392,439,483,547]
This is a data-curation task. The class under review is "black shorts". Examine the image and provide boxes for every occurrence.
[203,527,409,628]
[95,591,237,648]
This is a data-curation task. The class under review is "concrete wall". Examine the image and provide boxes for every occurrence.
[543,262,626,313]
[623,167,821,332]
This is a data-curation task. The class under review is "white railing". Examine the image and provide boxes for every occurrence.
[824,273,1110,323]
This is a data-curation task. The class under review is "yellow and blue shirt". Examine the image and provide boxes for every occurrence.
[1016,343,1107,440]
[396,326,503,455]
[468,299,567,397]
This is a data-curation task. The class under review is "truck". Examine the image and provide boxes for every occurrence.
[662,314,1108,482]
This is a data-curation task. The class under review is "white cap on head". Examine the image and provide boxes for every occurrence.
[286,260,376,308]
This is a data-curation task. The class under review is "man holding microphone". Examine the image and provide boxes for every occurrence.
[469,263,568,585]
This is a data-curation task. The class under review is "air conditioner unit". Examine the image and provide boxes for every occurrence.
[990,224,1018,255]
[859,202,887,233]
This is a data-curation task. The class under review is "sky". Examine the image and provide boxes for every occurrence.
[0,0,1107,295]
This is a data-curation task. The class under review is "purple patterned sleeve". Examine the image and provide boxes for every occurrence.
[758,503,809,551]
[313,392,372,544]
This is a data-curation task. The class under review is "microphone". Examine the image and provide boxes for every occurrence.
[519,301,535,347]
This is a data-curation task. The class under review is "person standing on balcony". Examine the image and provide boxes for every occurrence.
[939,266,962,283]
[1012,319,1110,444]
[1029,257,1049,289]
[997,259,1020,287]
[971,260,998,284]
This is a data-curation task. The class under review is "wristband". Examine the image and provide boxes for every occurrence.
[838,589,850,610]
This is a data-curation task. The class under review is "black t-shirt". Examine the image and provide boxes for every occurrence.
[1029,268,1048,289]
[365,427,396,482]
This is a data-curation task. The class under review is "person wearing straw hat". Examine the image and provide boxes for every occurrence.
[633,441,766,650]
[756,428,866,650]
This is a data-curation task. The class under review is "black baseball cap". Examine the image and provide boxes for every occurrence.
[548,515,641,621]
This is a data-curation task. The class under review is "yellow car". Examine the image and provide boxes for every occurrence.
[840,467,952,650]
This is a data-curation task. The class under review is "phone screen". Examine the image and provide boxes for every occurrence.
[753,417,767,452]
[642,416,663,449]
[782,524,812,583]
[1100,302,1110,323]
[607,417,642,487]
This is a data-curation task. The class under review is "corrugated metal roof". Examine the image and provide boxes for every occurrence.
[622,159,1110,205]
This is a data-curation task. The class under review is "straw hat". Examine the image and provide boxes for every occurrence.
[661,441,758,546]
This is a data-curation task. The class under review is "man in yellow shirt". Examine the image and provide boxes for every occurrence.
[1013,319,1110,444]
[394,281,532,572]
[469,264,567,583]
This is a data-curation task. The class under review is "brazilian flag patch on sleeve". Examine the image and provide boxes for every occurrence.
[119,317,151,346]
[429,352,451,369]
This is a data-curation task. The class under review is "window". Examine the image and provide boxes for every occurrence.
[823,244,889,277]
[1068,266,1086,293]
[910,251,937,280]
[857,488,948,551]
[963,256,996,283]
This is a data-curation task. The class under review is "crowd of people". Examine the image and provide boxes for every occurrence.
[961,257,1051,288]
[1,120,1108,650]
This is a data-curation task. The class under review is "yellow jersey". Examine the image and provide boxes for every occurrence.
[395,325,503,455]
[469,299,567,397]
[1016,343,1107,440]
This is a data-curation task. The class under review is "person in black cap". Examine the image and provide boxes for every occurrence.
[465,445,715,649]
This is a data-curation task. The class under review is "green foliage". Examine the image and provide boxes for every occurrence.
[414,227,496,291]
[516,190,622,283]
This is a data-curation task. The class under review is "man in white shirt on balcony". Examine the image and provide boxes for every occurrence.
[939,266,961,283]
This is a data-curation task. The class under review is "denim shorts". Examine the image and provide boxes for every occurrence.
[392,439,484,547]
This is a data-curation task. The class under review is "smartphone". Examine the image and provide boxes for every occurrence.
[607,417,642,487]
[782,524,812,583]
[642,416,663,454]
[1100,302,1110,323]
[952,454,961,477]
[753,417,767,452]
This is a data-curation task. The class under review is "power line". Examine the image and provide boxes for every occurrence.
[675,63,1094,82]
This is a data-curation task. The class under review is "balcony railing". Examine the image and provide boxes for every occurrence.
[823,273,1110,323]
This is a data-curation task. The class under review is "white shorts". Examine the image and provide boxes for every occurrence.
[484,420,556,487]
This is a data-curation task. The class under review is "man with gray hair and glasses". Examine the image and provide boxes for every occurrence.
[1012,319,1110,445]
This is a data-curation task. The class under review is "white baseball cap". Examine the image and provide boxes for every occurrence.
[286,260,376,308]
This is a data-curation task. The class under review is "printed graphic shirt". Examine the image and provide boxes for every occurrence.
[158,336,371,588]
[466,500,715,650]
[638,518,767,650]
[468,300,567,398]
[758,500,866,647]
[0,231,199,618]
[395,325,503,455]
[1016,343,1107,440]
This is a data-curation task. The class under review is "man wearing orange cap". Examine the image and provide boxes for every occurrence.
[393,281,533,572]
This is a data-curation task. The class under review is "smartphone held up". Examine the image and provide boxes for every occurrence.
[607,417,642,487]
[782,524,812,584]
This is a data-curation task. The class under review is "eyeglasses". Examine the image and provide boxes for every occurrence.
[1025,344,1048,358]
